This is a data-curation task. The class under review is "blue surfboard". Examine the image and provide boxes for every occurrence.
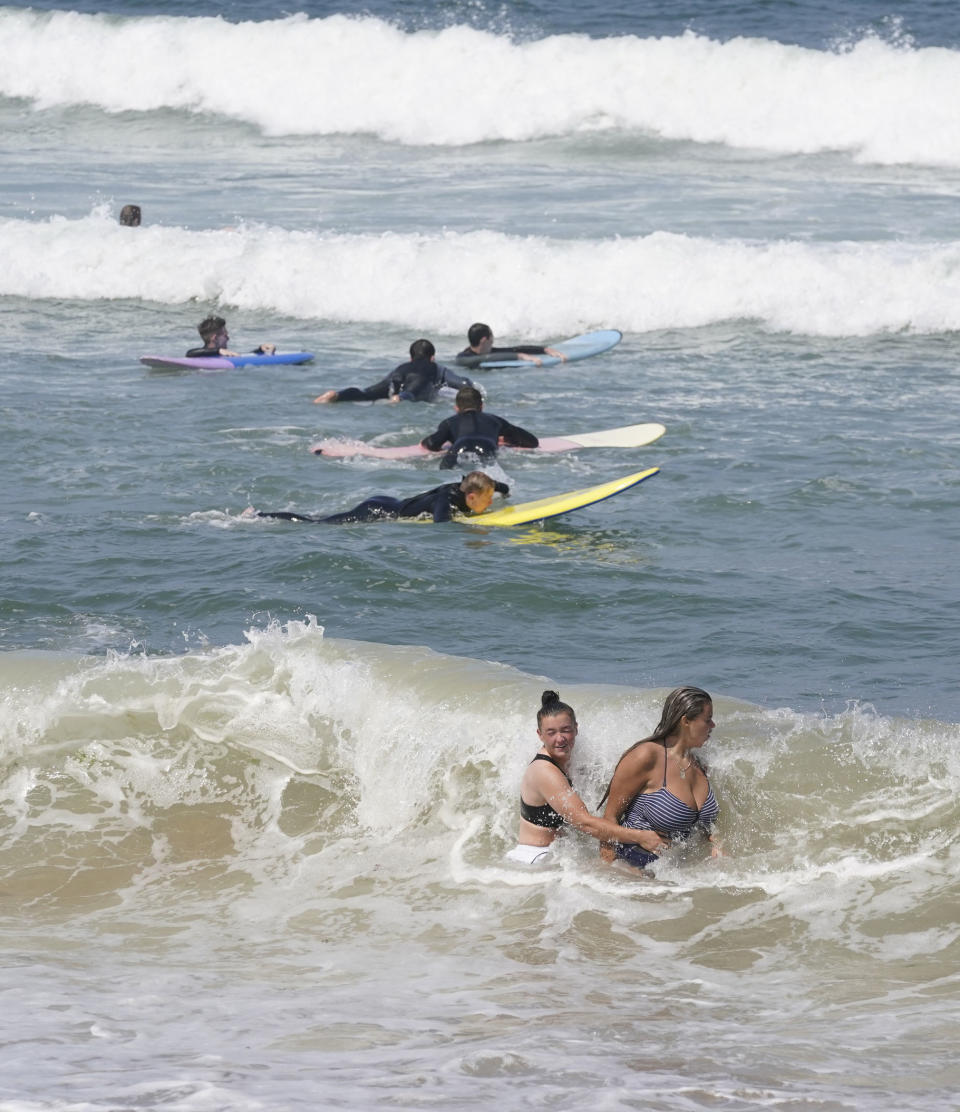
[140,352,314,371]
[457,329,621,370]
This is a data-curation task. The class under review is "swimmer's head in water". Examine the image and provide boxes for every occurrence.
[119,204,141,226]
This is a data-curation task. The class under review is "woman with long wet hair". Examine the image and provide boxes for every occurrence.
[599,686,721,870]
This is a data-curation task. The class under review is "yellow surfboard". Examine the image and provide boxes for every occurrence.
[464,467,660,527]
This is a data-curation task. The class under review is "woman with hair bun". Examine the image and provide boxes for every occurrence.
[505,690,672,865]
[599,686,722,870]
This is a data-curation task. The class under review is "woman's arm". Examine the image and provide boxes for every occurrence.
[532,763,668,852]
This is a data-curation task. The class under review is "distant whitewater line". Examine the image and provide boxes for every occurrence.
[4,214,960,338]
[3,8,960,165]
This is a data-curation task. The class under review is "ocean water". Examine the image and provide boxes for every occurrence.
[2,1,959,1108]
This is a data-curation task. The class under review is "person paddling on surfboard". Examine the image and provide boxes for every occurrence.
[186,315,276,359]
[506,690,671,866]
[313,339,473,404]
[420,385,538,469]
[246,470,508,525]
[455,322,567,369]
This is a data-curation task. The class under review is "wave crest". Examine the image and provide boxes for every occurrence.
[2,10,960,163]
[4,213,960,337]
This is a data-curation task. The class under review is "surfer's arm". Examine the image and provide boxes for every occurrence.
[497,419,538,448]
[420,419,454,452]
[314,378,391,403]
[436,364,474,391]
[431,490,456,523]
[498,344,548,365]
[454,353,482,368]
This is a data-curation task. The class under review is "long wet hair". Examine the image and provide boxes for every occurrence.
[598,686,711,806]
[537,689,577,729]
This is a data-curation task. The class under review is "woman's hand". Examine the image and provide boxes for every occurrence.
[638,830,670,853]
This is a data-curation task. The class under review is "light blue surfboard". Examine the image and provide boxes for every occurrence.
[457,329,621,370]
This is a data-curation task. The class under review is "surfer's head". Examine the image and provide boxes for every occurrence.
[460,470,496,514]
[409,338,436,361]
[118,204,141,226]
[467,322,493,353]
[197,315,228,345]
[454,386,483,413]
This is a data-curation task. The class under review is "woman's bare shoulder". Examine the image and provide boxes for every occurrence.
[616,740,663,773]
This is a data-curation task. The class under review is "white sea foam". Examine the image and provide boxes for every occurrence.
[2,10,960,165]
[4,212,960,337]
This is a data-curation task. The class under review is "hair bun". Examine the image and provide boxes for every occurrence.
[541,689,560,707]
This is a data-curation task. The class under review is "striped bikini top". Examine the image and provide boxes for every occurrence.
[621,745,719,835]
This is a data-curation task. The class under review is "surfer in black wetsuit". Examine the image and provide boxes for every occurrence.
[313,339,474,404]
[248,470,508,525]
[185,315,276,358]
[420,385,538,469]
[454,322,567,369]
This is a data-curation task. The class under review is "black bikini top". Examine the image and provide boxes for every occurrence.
[519,754,572,829]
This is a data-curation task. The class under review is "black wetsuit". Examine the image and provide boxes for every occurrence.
[420,410,538,469]
[257,480,509,525]
[454,344,548,369]
[185,345,270,357]
[334,358,473,402]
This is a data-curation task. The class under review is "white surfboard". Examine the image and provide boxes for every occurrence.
[311,421,665,459]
